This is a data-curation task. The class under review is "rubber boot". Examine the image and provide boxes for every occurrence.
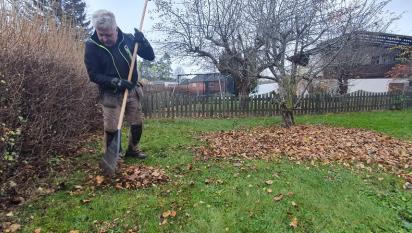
[125,124,147,159]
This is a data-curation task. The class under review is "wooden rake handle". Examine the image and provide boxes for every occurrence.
[117,0,150,130]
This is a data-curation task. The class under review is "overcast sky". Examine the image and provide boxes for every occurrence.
[84,0,412,72]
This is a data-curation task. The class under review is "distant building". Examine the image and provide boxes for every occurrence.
[177,73,235,96]
[141,80,178,93]
[315,31,412,93]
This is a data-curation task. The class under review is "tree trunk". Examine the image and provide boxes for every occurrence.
[338,76,348,95]
[239,89,250,112]
[280,103,295,128]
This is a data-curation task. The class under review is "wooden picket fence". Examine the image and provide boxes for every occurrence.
[141,90,412,118]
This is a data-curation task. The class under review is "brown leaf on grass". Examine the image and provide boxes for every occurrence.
[4,223,21,233]
[159,218,168,225]
[159,210,174,226]
[273,194,284,202]
[289,217,298,228]
[34,228,41,233]
[95,175,104,185]
[265,180,273,185]
[404,182,412,190]
[69,230,79,233]
[170,210,177,217]
[81,199,91,204]
[162,210,171,218]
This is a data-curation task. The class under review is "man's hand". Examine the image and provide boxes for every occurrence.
[111,78,134,91]
[134,28,147,44]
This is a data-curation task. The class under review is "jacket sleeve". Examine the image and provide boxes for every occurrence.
[84,42,116,88]
[132,35,155,61]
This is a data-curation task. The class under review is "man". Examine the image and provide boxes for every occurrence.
[84,9,154,165]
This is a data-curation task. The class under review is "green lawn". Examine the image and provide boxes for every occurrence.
[17,110,412,232]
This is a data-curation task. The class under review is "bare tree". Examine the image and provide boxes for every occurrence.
[154,0,267,96]
[154,0,392,127]
[255,0,393,126]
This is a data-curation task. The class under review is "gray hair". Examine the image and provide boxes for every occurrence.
[92,9,117,30]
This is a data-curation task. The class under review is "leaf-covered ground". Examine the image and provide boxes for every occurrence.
[2,111,412,232]
[88,162,169,190]
[196,125,412,181]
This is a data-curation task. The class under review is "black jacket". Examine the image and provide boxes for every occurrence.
[84,28,155,94]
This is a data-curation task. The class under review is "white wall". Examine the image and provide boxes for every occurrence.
[347,78,391,93]
[250,83,279,96]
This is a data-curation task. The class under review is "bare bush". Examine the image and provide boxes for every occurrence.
[0,1,100,205]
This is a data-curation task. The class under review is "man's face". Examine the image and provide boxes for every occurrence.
[96,27,118,47]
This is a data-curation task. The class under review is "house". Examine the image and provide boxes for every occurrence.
[314,31,412,94]
[176,73,235,96]
[141,80,178,93]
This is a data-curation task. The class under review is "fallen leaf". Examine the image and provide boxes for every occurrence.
[5,224,21,232]
[273,194,284,201]
[290,217,298,228]
[81,199,91,204]
[170,210,177,217]
[152,171,160,177]
[162,210,171,218]
[265,180,273,185]
[267,189,273,193]
[403,182,412,190]
[291,201,297,207]
[160,218,168,225]
[69,230,79,233]
[34,228,41,233]
[95,175,104,185]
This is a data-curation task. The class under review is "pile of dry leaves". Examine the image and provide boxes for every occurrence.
[88,162,169,189]
[195,125,412,181]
